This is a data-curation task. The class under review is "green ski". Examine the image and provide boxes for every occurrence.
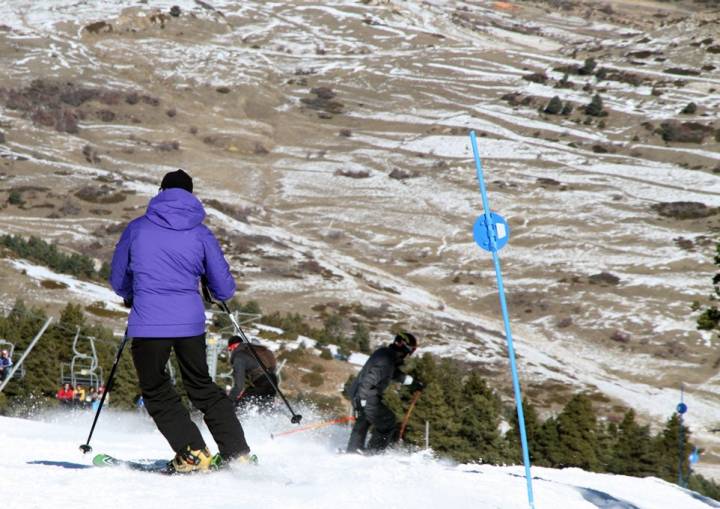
[92,453,173,474]
[92,453,258,474]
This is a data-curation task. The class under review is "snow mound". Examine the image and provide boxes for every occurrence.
[2,410,718,509]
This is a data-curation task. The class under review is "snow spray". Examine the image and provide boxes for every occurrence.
[469,130,536,509]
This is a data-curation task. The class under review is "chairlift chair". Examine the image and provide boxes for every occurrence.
[61,327,104,390]
[0,338,23,380]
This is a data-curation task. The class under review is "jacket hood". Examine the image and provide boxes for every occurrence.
[145,188,205,230]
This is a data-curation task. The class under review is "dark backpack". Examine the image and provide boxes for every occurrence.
[236,343,276,379]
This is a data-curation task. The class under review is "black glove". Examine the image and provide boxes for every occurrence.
[410,380,425,392]
[123,296,133,308]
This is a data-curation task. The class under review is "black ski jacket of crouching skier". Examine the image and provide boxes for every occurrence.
[346,333,416,454]
[348,346,407,403]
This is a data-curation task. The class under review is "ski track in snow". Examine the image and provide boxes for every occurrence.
[3,411,719,509]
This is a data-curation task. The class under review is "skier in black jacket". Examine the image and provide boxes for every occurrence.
[346,332,418,454]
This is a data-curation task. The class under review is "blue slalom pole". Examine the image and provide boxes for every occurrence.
[677,385,688,488]
[469,130,535,509]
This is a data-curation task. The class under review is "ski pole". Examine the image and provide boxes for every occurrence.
[217,300,303,424]
[80,330,130,454]
[399,389,422,440]
[271,416,355,439]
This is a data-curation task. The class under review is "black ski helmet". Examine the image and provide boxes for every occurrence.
[394,331,417,356]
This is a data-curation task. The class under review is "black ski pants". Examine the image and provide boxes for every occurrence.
[131,335,250,458]
[346,397,397,453]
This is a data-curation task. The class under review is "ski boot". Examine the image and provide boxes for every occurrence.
[167,446,214,474]
[210,450,258,470]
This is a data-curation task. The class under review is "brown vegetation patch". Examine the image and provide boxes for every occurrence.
[0,80,158,134]
[205,199,255,223]
[83,21,112,34]
[99,222,128,236]
[298,259,340,280]
[603,70,646,86]
[522,72,548,84]
[501,92,535,107]
[74,185,128,204]
[334,169,370,179]
[85,302,127,319]
[588,272,620,285]
[536,177,561,187]
[301,87,344,114]
[656,121,713,143]
[82,145,101,164]
[388,168,417,180]
[58,200,81,216]
[367,280,401,295]
[40,279,69,290]
[663,67,701,77]
[651,201,718,220]
[610,330,631,344]
[627,50,659,59]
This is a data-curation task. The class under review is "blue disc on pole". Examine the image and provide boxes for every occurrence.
[473,212,510,252]
[677,402,688,414]
[690,448,700,464]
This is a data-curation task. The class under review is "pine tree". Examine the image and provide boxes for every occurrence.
[351,323,370,353]
[596,420,618,471]
[535,416,562,467]
[396,356,463,456]
[505,399,542,464]
[553,394,600,470]
[456,372,505,464]
[608,410,655,476]
[579,58,597,76]
[544,96,563,115]
[584,94,606,117]
[697,241,720,331]
[652,413,693,483]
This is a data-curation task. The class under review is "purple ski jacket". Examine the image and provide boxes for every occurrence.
[109,188,235,338]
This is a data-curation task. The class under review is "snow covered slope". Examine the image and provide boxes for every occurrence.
[2,411,718,509]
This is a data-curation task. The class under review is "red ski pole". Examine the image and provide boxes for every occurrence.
[271,416,355,439]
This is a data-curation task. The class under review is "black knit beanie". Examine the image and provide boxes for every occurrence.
[160,169,193,193]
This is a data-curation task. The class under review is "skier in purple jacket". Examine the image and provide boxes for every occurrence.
[110,169,251,473]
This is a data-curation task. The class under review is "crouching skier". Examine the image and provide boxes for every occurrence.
[346,332,418,454]
[109,169,253,473]
[228,336,278,412]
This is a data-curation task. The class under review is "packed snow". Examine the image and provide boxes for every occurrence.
[2,410,719,509]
